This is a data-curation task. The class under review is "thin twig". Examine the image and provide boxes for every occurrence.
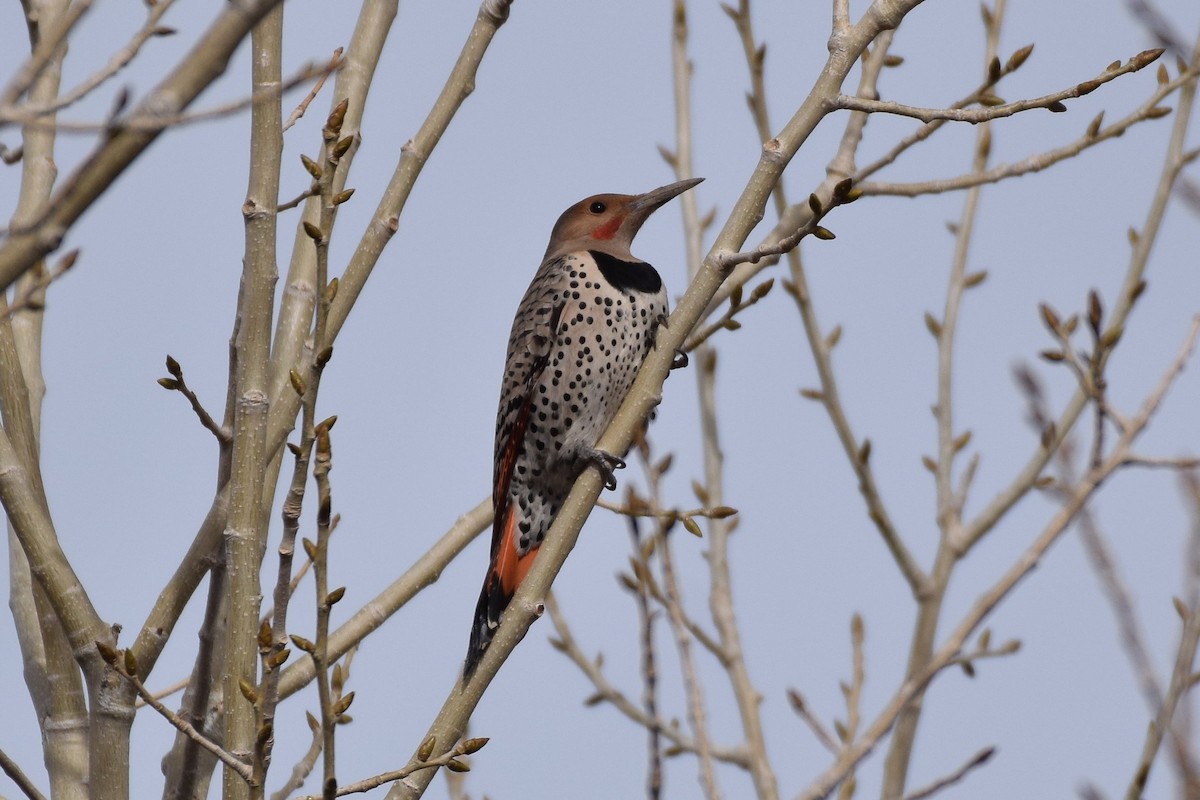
[797,317,1200,800]
[270,713,323,800]
[859,65,1196,198]
[902,747,996,800]
[311,421,339,800]
[134,674,190,708]
[1125,0,1192,58]
[836,48,1162,124]
[283,47,344,133]
[837,615,866,800]
[164,562,227,800]
[853,44,1034,183]
[713,192,850,272]
[0,61,336,134]
[959,21,1200,555]
[112,656,254,784]
[0,249,76,321]
[658,526,720,797]
[632,436,721,800]
[258,406,314,785]
[597,497,737,523]
[545,593,749,767]
[677,3,773,796]
[307,105,345,797]
[161,356,229,443]
[725,1,929,594]
[0,0,94,110]
[787,690,840,754]
[886,6,1007,790]
[313,739,484,799]
[1124,455,1200,470]
[639,564,725,660]
[1125,468,1200,799]
[682,277,774,352]
[275,499,489,700]
[278,187,316,213]
[1081,501,1174,779]
[10,0,177,121]
[615,508,726,658]
[627,512,663,800]
[0,746,48,800]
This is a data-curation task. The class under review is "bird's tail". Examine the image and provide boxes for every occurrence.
[464,583,493,680]
[464,504,541,679]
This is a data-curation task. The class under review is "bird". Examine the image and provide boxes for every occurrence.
[463,177,703,679]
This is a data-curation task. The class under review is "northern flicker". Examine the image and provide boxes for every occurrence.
[464,177,703,679]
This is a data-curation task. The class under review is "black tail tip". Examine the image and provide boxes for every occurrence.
[463,622,492,681]
[463,648,482,681]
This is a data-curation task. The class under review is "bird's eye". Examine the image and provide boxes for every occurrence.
[589,201,607,214]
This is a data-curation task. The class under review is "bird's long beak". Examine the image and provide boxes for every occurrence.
[628,177,704,215]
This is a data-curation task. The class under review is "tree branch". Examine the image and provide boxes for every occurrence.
[0,0,288,293]
[835,47,1162,124]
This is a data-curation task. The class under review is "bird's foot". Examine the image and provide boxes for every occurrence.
[582,447,625,491]
[649,311,682,353]
[671,348,689,370]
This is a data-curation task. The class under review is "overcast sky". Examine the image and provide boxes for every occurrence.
[2,1,1199,798]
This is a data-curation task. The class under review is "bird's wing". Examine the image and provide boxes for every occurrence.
[487,260,561,537]
[465,261,567,678]
[492,319,563,553]
[489,258,567,590]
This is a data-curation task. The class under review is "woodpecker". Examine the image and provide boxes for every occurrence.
[464,177,703,679]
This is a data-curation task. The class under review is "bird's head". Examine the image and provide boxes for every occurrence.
[543,177,703,262]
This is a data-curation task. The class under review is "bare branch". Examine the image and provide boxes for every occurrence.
[158,355,229,444]
[0,0,289,294]
[627,513,664,800]
[0,425,110,667]
[8,0,177,121]
[277,498,490,700]
[110,653,254,785]
[270,713,323,800]
[797,316,1200,800]
[787,690,840,754]
[902,747,996,800]
[1075,503,1163,711]
[0,746,48,800]
[135,675,190,708]
[0,0,94,110]
[727,10,929,595]
[648,430,721,793]
[277,187,316,213]
[861,65,1196,198]
[1125,0,1193,58]
[959,40,1200,552]
[315,736,487,799]
[0,249,76,321]
[0,61,336,135]
[673,4,776,796]
[1124,455,1200,470]
[1125,469,1200,799]
[283,48,344,133]
[836,47,1162,124]
[546,593,749,768]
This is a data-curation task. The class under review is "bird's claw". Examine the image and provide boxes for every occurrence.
[671,348,689,370]
[584,447,625,491]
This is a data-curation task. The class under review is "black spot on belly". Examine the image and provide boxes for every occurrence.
[590,251,663,294]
